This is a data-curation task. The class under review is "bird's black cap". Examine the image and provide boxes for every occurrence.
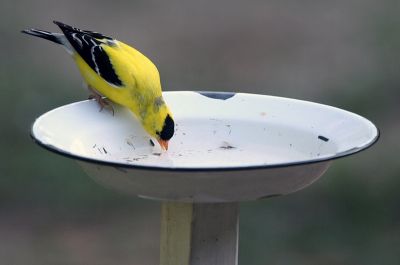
[158,114,174,141]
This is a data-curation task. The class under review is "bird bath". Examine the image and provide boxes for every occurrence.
[31,91,379,265]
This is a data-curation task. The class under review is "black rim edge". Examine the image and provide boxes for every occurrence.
[30,126,380,173]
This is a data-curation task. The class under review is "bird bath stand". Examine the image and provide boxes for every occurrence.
[31,91,379,265]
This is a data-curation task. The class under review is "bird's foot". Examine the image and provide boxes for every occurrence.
[89,94,114,116]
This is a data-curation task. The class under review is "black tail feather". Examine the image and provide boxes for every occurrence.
[21,29,62,45]
[53,20,114,40]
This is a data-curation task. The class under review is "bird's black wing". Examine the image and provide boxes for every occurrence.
[53,21,123,86]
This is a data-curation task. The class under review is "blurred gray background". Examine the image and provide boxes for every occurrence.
[1,0,399,264]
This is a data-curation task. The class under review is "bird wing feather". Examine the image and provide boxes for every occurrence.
[54,21,123,87]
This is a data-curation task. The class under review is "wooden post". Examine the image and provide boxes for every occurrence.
[160,202,239,265]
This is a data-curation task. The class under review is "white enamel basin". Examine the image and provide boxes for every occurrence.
[31,91,379,202]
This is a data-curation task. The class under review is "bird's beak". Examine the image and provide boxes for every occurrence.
[157,139,169,151]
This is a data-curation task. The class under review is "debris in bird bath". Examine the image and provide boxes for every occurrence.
[153,153,162,156]
[126,139,136,149]
[94,146,109,155]
[318,135,329,142]
[220,141,236,150]
[316,136,327,157]
[123,157,133,162]
[260,112,267,116]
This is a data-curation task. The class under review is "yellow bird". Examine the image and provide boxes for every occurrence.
[22,21,174,150]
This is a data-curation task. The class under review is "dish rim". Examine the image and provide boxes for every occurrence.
[30,91,380,172]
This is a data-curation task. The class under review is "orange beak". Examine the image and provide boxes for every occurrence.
[157,139,169,151]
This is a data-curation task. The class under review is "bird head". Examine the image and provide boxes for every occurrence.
[155,113,174,150]
[141,102,175,151]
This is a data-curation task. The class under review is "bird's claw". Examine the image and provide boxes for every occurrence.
[98,98,115,116]
[89,93,114,116]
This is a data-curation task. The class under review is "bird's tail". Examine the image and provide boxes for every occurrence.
[21,28,63,45]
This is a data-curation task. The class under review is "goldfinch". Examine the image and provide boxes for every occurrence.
[22,21,174,150]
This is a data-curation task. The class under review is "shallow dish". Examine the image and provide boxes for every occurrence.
[31,91,379,202]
